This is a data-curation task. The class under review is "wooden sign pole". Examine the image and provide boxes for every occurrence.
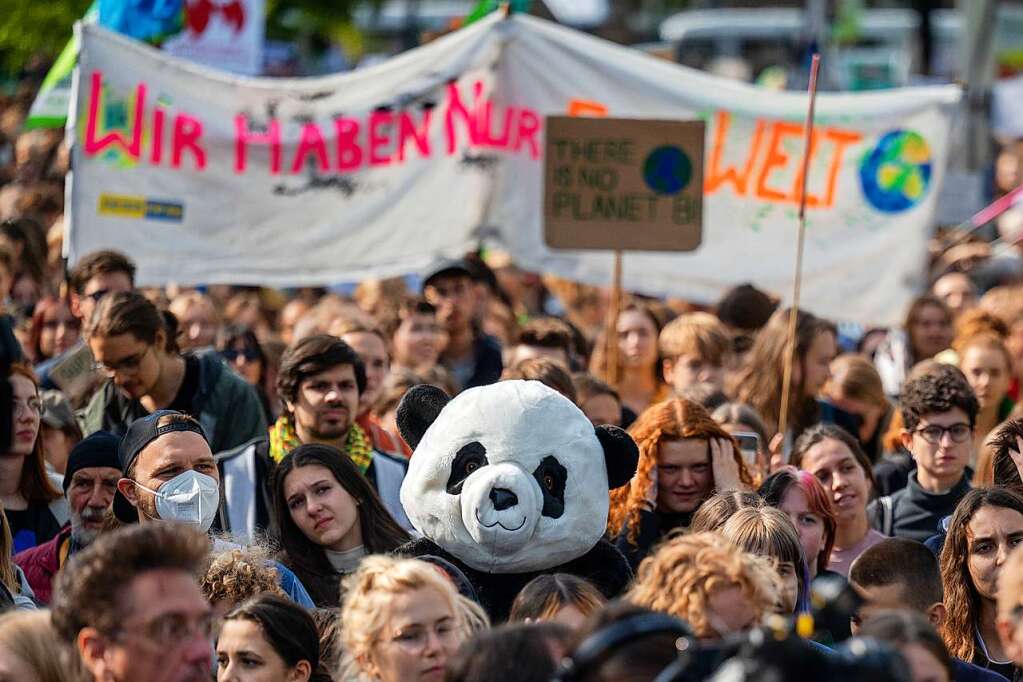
[777,54,821,442]
[605,250,623,387]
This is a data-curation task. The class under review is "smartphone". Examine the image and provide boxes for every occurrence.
[733,431,760,467]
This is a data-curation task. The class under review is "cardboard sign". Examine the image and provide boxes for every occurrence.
[48,342,102,404]
[544,116,704,251]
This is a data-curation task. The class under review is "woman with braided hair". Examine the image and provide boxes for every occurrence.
[607,397,751,569]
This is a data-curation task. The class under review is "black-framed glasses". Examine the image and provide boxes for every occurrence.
[913,422,972,444]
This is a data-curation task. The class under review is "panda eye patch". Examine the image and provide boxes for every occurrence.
[532,456,567,519]
[446,441,488,495]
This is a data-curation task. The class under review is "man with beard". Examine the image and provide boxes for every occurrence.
[14,431,121,604]
[217,335,411,541]
[111,409,314,607]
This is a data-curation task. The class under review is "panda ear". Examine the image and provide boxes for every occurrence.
[595,425,639,490]
[397,384,451,449]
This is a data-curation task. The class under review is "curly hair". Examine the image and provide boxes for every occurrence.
[607,398,751,547]
[626,532,779,638]
[200,547,285,608]
[939,487,1023,663]
[899,363,979,432]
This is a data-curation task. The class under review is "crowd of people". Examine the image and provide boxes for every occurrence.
[3,61,1023,682]
[0,234,1023,682]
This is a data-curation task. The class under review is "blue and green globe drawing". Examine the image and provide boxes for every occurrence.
[643,146,692,195]
[859,129,932,213]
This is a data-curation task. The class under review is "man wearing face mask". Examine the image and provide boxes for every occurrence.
[112,410,314,607]
[14,431,122,604]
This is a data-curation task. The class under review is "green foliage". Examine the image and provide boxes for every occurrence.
[0,0,93,74]
[265,0,364,42]
[0,0,367,74]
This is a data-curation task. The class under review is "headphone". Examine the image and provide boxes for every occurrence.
[553,613,694,682]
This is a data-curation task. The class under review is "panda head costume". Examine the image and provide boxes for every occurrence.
[396,380,638,618]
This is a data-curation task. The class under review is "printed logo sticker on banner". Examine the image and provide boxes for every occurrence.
[858,129,933,214]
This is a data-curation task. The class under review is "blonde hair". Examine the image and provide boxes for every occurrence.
[626,532,779,638]
[200,547,286,609]
[0,610,85,682]
[658,312,731,366]
[339,556,481,678]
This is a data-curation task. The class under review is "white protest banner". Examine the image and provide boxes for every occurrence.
[67,14,961,325]
[67,17,514,286]
[162,0,265,75]
[491,16,960,326]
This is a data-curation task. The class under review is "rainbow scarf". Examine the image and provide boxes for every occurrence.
[268,416,373,473]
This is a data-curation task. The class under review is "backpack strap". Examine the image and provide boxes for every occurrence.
[880,495,894,537]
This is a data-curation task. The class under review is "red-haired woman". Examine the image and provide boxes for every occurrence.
[607,397,751,569]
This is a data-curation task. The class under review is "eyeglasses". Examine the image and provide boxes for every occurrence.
[112,611,214,649]
[93,347,151,376]
[385,622,460,653]
[13,396,42,416]
[913,423,972,444]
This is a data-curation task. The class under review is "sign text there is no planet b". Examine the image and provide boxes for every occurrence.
[544,116,704,252]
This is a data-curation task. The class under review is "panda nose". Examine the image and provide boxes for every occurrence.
[489,487,518,511]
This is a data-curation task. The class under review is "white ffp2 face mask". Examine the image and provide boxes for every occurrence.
[137,470,219,532]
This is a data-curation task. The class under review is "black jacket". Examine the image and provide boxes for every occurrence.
[398,536,632,623]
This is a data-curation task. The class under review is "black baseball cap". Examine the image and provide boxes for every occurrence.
[112,410,210,523]
[422,258,474,291]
